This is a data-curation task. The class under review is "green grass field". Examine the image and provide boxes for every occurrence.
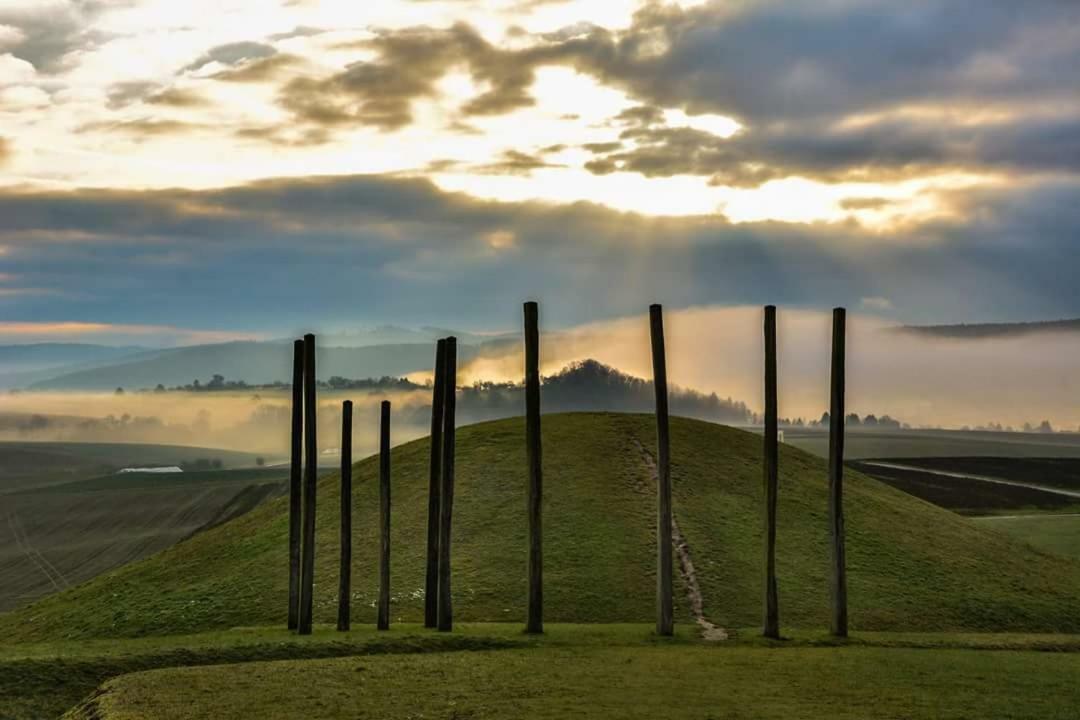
[974,514,1080,561]
[78,639,1080,720]
[7,413,1080,719]
[6,412,1080,644]
[3,624,1080,720]
[1,467,287,612]
[785,428,1080,460]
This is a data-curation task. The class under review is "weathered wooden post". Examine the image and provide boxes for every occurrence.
[337,400,353,632]
[424,339,446,629]
[288,339,303,631]
[650,304,674,637]
[524,302,543,634]
[299,333,318,635]
[762,306,780,639]
[378,400,392,631]
[829,307,848,637]
[437,337,457,632]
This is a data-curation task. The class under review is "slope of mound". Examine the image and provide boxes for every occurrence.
[5,413,1080,642]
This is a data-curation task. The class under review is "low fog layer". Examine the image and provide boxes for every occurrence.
[3,306,1078,457]
[0,360,750,456]
[458,306,1080,432]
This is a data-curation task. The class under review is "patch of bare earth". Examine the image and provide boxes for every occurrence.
[631,438,729,641]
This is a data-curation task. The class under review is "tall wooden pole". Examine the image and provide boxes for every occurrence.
[829,307,848,637]
[424,339,446,628]
[650,305,674,637]
[762,306,780,639]
[337,400,353,632]
[378,400,392,631]
[288,339,303,630]
[437,337,457,632]
[299,333,318,635]
[524,302,544,634]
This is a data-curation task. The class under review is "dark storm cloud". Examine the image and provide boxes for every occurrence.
[1,173,1079,329]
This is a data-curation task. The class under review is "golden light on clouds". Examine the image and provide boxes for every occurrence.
[0,321,263,345]
[0,0,1040,231]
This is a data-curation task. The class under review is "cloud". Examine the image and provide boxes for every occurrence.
[0,136,9,165]
[0,1,125,72]
[556,1,1080,126]
[0,321,257,346]
[145,87,209,108]
[279,23,541,132]
[182,41,278,74]
[245,3,1080,180]
[577,104,1080,185]
[860,297,894,312]
[211,53,303,83]
[105,81,158,110]
[78,118,209,138]
[105,83,211,111]
[1,173,1079,333]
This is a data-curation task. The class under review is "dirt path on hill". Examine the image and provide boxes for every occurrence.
[632,439,729,641]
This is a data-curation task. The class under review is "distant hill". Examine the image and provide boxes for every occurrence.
[899,318,1080,339]
[0,343,149,370]
[7,413,1080,641]
[459,359,752,424]
[29,341,480,391]
[0,343,151,388]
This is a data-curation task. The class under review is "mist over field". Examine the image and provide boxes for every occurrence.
[0,389,435,458]
[457,306,1080,432]
[3,306,1080,458]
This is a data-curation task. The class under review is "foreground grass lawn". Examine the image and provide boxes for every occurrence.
[76,641,1080,720]
[7,624,1080,719]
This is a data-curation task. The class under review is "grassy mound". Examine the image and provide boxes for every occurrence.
[5,412,1080,641]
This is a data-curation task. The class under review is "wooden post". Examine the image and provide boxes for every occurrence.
[524,302,543,634]
[424,339,446,628]
[288,339,303,631]
[337,400,352,632]
[650,304,674,637]
[299,333,317,635]
[437,337,457,632]
[378,400,392,631]
[762,306,780,639]
[829,307,848,637]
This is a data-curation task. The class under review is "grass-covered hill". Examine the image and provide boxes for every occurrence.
[6,412,1080,642]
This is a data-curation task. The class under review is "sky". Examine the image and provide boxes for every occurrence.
[1,0,1079,344]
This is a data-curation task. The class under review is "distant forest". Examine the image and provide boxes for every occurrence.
[457,359,753,424]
